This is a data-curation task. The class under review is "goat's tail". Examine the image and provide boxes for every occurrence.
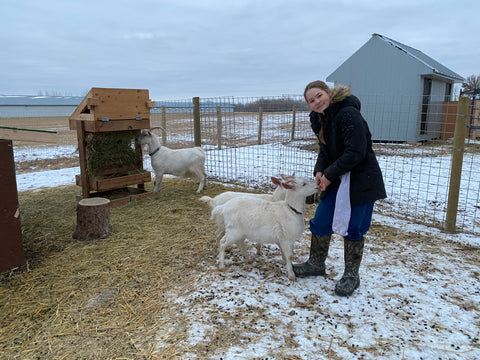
[199,195,212,204]
[210,203,225,221]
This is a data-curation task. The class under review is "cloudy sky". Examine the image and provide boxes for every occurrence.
[1,0,478,100]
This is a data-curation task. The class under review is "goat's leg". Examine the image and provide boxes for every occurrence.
[237,240,252,262]
[255,243,262,256]
[214,216,225,245]
[193,169,205,193]
[218,232,241,270]
[203,169,208,186]
[218,235,228,270]
[215,227,225,245]
[279,242,296,281]
[153,173,164,193]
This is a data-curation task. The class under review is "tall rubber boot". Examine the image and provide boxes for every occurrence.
[335,238,364,296]
[293,234,331,277]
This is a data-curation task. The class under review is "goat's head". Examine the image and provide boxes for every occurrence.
[271,175,318,195]
[136,129,153,145]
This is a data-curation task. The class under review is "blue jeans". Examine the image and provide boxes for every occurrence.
[309,188,375,241]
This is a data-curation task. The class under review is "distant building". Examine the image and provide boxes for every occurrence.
[326,33,465,142]
[0,96,235,118]
[0,95,84,118]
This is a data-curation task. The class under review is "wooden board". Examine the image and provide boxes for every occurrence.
[69,118,150,132]
[0,127,57,143]
[69,88,154,126]
[75,172,151,192]
[75,187,155,208]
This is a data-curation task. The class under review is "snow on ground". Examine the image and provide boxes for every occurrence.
[154,216,479,359]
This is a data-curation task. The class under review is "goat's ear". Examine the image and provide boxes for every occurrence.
[271,176,281,186]
[281,173,294,181]
[280,181,294,190]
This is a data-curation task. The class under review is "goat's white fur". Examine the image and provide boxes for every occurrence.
[212,176,318,281]
[137,129,207,193]
[199,179,288,257]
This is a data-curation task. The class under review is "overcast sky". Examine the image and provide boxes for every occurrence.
[1,0,478,100]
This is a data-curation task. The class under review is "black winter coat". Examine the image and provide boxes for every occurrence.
[310,95,386,206]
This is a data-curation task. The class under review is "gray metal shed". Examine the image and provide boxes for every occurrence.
[326,33,465,142]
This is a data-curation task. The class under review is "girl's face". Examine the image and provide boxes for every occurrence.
[305,87,331,114]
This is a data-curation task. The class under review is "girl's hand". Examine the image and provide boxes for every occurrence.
[319,174,331,191]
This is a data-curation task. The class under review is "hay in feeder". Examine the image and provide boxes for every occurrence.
[84,130,144,179]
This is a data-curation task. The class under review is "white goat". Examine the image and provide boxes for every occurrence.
[212,176,318,281]
[137,129,207,193]
[199,176,289,257]
[199,180,287,211]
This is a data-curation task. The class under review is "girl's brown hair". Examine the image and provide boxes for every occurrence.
[304,81,351,104]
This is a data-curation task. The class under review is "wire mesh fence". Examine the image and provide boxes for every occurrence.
[2,93,480,235]
[150,95,480,235]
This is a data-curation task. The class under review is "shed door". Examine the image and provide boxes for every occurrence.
[420,78,432,135]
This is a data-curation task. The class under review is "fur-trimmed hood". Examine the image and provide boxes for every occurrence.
[330,84,351,104]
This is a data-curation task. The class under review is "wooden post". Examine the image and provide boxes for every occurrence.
[76,121,90,198]
[0,140,24,272]
[161,105,167,146]
[193,97,201,147]
[257,106,263,145]
[216,106,222,150]
[72,197,112,241]
[291,105,296,141]
[445,96,469,233]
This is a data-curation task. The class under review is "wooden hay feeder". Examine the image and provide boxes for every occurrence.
[69,88,156,207]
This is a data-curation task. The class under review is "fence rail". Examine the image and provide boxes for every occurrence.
[2,93,479,235]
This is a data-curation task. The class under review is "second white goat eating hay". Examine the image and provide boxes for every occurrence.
[212,176,319,281]
[136,129,207,193]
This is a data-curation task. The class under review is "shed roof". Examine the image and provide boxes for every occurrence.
[373,33,464,81]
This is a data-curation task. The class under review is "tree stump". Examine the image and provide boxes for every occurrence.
[72,197,112,241]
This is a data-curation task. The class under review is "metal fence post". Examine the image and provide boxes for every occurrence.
[161,105,167,146]
[445,96,469,233]
[291,105,296,141]
[216,106,222,150]
[257,106,263,145]
[193,97,201,147]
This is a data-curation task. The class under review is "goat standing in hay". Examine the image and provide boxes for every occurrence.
[136,128,207,193]
[199,175,290,258]
[212,175,319,281]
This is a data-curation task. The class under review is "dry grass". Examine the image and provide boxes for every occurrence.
[0,179,234,359]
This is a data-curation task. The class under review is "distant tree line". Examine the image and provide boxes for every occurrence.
[234,97,310,112]
[461,74,480,96]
